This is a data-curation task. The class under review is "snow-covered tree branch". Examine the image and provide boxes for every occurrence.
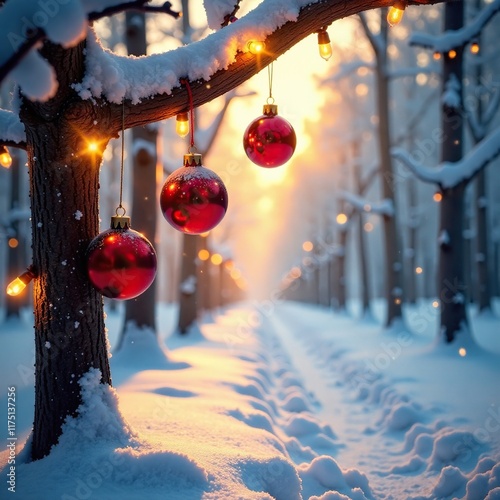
[0,0,447,140]
[340,191,394,217]
[391,126,500,189]
[410,0,500,51]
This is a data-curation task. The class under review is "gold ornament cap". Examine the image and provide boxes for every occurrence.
[183,153,203,166]
[110,215,131,229]
[263,104,278,116]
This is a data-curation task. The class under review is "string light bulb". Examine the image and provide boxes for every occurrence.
[6,267,35,296]
[387,0,406,27]
[470,41,480,54]
[317,27,332,61]
[0,145,12,168]
[175,112,189,138]
[448,49,457,59]
[247,40,266,55]
[433,51,441,60]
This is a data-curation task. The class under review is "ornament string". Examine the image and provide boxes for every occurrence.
[267,62,274,104]
[117,102,126,216]
[180,78,195,150]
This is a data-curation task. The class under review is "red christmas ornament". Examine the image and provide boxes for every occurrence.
[160,153,228,234]
[243,103,296,168]
[87,215,157,300]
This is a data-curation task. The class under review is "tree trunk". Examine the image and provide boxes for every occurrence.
[353,152,371,315]
[177,235,199,333]
[23,112,112,460]
[372,11,403,327]
[438,1,469,343]
[336,230,348,311]
[119,11,158,343]
[471,3,492,312]
[475,169,491,311]
[20,41,112,460]
[405,180,417,304]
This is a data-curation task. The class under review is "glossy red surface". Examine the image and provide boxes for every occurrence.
[243,114,296,168]
[87,228,157,300]
[160,165,228,234]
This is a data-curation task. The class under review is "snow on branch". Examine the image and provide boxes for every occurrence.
[204,0,242,29]
[340,191,394,217]
[391,126,500,189]
[74,0,320,105]
[410,0,500,52]
[0,109,26,148]
[0,0,179,99]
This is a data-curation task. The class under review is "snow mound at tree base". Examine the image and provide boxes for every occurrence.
[14,368,209,500]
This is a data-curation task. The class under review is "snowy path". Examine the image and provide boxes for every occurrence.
[265,301,500,500]
[1,302,499,499]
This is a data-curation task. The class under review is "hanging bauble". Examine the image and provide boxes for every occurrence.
[160,153,228,234]
[243,103,296,168]
[87,215,157,300]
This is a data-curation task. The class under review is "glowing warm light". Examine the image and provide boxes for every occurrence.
[257,196,274,214]
[198,249,210,261]
[0,146,12,168]
[448,49,457,59]
[175,113,189,138]
[8,238,19,249]
[6,269,34,296]
[302,241,314,252]
[458,347,467,357]
[355,84,369,97]
[230,269,242,280]
[247,40,266,55]
[432,300,439,308]
[364,222,374,232]
[387,1,406,27]
[211,253,223,265]
[87,141,99,153]
[415,267,423,274]
[200,231,210,238]
[394,297,402,305]
[433,192,443,202]
[433,51,441,60]
[317,28,332,61]
[470,41,480,54]
[336,213,348,225]
[290,267,302,279]
[416,73,428,86]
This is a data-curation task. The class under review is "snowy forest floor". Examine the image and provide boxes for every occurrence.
[0,300,500,500]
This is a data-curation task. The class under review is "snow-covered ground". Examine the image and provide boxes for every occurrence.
[0,300,499,499]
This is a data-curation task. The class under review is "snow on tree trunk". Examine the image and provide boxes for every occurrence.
[437,2,469,343]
